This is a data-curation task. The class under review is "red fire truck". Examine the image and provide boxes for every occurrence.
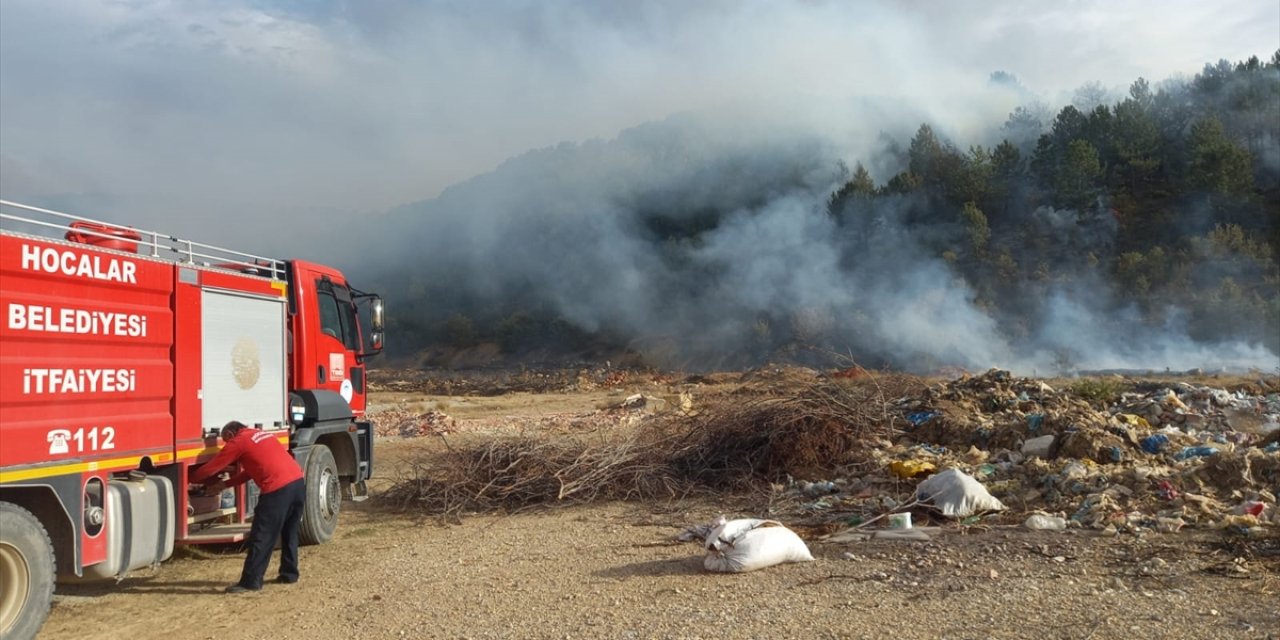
[0,200,383,640]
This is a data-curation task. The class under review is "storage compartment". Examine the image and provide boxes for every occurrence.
[200,289,287,431]
[65,221,142,253]
[74,476,176,580]
[188,494,222,514]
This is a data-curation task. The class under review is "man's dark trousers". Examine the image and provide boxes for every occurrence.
[239,478,306,589]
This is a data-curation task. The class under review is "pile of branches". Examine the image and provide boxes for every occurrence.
[381,372,926,516]
[664,373,924,488]
[382,432,685,518]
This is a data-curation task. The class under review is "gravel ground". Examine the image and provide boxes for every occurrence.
[41,492,1280,640]
[37,383,1280,640]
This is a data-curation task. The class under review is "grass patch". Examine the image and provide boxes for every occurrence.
[1067,377,1130,408]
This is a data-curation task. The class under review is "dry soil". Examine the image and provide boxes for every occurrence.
[38,389,1280,640]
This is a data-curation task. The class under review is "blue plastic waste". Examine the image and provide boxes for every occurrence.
[907,412,938,427]
[1140,434,1169,454]
[1174,446,1218,461]
[1027,414,1045,432]
[912,443,948,455]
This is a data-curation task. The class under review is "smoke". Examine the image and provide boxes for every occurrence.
[1027,291,1278,373]
[3,0,1278,255]
[364,105,1278,374]
[3,1,1277,372]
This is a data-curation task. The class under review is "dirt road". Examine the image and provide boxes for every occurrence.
[38,387,1280,639]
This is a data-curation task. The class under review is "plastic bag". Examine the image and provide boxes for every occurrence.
[703,518,813,573]
[890,460,936,478]
[915,468,1006,518]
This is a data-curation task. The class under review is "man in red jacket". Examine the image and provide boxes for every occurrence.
[191,420,306,593]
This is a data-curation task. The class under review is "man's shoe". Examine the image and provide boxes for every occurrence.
[274,576,298,584]
[225,584,260,594]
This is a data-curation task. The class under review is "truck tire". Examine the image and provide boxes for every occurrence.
[299,444,340,545]
[0,502,55,640]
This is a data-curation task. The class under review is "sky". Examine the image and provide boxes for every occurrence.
[2,0,1278,255]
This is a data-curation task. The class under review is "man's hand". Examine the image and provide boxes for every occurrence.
[204,480,227,495]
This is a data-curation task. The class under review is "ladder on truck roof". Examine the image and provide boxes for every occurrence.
[0,199,287,281]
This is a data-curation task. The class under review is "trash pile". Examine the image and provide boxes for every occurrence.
[376,365,1278,537]
[817,369,1280,535]
[372,408,457,437]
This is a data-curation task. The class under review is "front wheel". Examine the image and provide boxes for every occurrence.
[0,502,55,640]
[299,444,340,545]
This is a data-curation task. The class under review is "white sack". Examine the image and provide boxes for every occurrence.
[703,518,814,573]
[915,468,1006,518]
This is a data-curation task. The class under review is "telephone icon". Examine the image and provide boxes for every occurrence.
[47,429,71,454]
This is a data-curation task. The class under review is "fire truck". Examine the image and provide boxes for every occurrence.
[0,200,383,640]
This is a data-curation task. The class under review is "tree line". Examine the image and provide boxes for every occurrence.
[383,52,1279,369]
[827,52,1280,360]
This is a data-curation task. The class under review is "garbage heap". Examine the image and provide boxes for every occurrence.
[372,408,458,437]
[879,369,1279,535]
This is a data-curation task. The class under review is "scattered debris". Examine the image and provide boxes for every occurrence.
[889,369,1279,532]
[889,460,935,479]
[376,366,1279,537]
[1024,514,1067,531]
[371,408,457,437]
[1021,435,1055,458]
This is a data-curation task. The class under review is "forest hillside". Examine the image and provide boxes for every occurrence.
[365,53,1280,374]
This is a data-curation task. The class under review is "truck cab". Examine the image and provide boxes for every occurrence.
[0,199,384,640]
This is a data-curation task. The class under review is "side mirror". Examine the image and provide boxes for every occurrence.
[352,290,385,357]
[371,297,384,333]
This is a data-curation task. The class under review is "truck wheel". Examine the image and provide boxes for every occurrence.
[0,502,55,640]
[299,444,340,545]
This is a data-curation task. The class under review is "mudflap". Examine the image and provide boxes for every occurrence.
[348,480,369,503]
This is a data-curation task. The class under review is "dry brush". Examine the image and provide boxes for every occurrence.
[381,371,926,516]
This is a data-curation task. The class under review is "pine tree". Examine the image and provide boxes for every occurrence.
[1187,117,1253,195]
[1055,140,1102,209]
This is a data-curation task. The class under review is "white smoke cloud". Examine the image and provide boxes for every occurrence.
[2,0,1277,254]
[1029,292,1279,373]
[3,1,1277,372]
[362,96,1279,373]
